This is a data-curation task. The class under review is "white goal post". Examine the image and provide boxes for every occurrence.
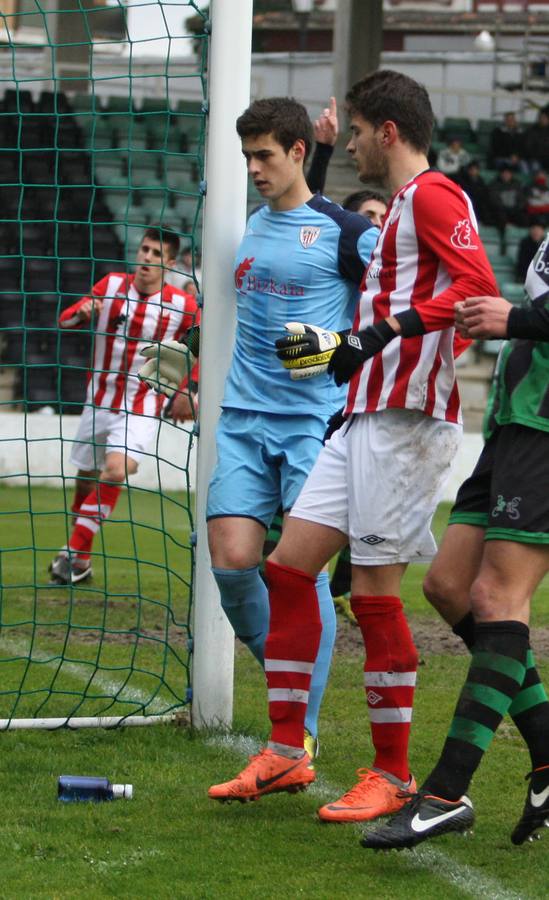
[191,0,254,728]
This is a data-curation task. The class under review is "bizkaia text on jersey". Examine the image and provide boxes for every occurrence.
[235,258,305,298]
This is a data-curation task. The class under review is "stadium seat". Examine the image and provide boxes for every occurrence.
[104,95,136,114]
[23,259,58,293]
[26,293,60,326]
[501,281,526,305]
[475,118,498,157]
[0,328,23,364]
[0,257,22,291]
[71,92,104,115]
[0,293,24,327]
[442,116,475,143]
[3,88,34,113]
[23,223,54,256]
[60,259,93,295]
[36,90,71,114]
[23,154,57,186]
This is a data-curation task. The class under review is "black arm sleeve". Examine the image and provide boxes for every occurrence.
[394,308,427,338]
[306,143,334,194]
[507,302,549,341]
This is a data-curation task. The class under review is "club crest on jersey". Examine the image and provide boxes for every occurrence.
[450,219,478,250]
[300,226,321,248]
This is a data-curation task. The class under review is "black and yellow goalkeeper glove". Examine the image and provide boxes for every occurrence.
[275,322,342,380]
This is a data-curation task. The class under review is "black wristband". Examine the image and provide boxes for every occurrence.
[394,308,426,338]
[507,305,549,341]
[372,319,398,343]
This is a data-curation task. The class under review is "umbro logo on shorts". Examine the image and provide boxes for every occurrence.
[360,534,386,545]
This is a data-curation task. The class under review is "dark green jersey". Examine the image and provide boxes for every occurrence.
[484,233,549,437]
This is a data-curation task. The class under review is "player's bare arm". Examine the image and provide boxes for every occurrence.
[454,295,512,339]
[76,297,104,323]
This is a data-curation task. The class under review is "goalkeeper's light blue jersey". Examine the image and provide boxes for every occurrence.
[222,194,378,417]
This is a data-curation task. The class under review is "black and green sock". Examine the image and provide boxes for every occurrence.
[424,620,529,800]
[453,613,549,771]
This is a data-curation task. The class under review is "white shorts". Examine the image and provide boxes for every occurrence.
[290,408,462,566]
[69,406,159,471]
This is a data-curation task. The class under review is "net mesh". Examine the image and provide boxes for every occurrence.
[0,1,207,726]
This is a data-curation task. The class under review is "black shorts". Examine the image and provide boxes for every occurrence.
[449,422,549,544]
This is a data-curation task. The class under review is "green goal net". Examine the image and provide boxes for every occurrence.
[0,1,208,728]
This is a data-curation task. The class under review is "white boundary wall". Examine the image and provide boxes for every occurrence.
[0,412,196,492]
[1,411,481,500]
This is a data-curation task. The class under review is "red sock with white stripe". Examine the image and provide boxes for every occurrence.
[350,595,418,782]
[69,482,122,561]
[264,560,322,751]
[70,485,89,518]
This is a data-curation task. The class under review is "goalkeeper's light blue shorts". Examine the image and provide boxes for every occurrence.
[206,407,327,528]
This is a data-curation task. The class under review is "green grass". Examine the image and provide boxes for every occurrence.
[0,486,548,898]
[0,486,193,721]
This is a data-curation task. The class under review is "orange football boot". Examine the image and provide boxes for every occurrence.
[208,747,315,803]
[318,768,416,823]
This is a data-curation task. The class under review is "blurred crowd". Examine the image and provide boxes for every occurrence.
[434,108,549,279]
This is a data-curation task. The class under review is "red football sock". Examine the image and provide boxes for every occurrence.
[351,595,418,782]
[264,560,322,749]
[69,482,122,560]
[70,486,88,517]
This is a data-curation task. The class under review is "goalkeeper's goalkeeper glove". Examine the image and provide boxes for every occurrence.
[327,309,426,386]
[275,322,342,380]
[138,338,197,398]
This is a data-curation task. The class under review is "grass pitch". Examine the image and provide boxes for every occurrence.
[0,486,548,898]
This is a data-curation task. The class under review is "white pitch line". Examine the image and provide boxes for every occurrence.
[0,635,169,715]
[206,732,527,900]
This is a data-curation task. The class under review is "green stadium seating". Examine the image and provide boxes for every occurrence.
[476,118,498,155]
[501,280,526,304]
[442,116,474,142]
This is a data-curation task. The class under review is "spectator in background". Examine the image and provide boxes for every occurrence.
[489,111,525,172]
[526,172,549,224]
[488,165,529,232]
[436,136,471,176]
[524,108,549,172]
[516,219,545,281]
[453,159,500,228]
[342,188,388,226]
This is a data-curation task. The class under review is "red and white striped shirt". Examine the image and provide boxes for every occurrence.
[345,170,498,423]
[59,273,199,416]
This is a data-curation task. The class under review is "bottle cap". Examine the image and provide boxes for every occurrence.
[112,783,133,799]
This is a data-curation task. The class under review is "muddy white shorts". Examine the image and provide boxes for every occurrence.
[69,406,159,471]
[290,408,462,565]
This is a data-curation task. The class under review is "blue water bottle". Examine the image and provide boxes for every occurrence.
[58,775,133,802]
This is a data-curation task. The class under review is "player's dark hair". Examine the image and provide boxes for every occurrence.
[236,97,314,162]
[342,188,388,212]
[346,70,434,154]
[142,224,180,259]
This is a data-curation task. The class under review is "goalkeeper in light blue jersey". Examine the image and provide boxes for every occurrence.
[206,97,378,760]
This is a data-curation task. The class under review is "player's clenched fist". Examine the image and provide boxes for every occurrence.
[275,322,342,380]
[138,339,196,397]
